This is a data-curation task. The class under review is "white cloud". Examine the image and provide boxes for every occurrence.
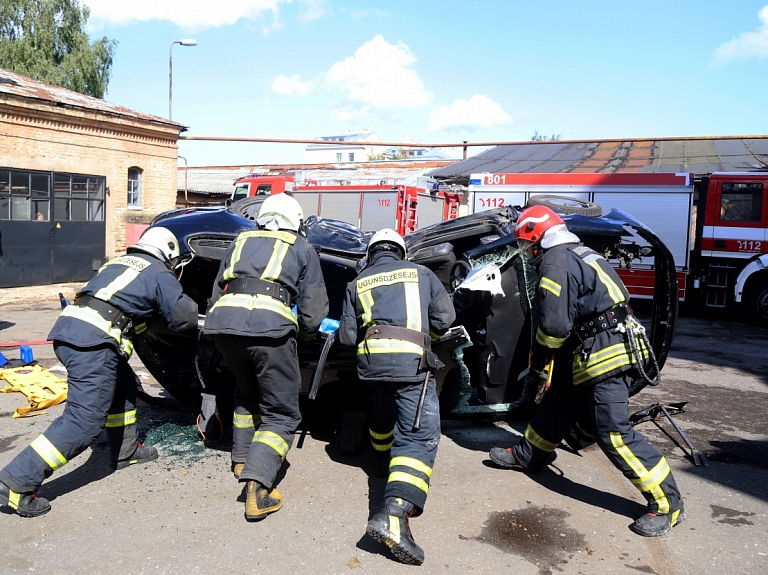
[83,0,290,31]
[271,74,314,95]
[713,5,768,64]
[295,0,328,23]
[325,35,432,118]
[428,95,511,131]
[348,8,390,20]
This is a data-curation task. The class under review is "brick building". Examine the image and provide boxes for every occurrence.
[0,68,184,288]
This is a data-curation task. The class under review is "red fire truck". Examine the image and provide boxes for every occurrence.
[231,172,461,235]
[468,172,768,326]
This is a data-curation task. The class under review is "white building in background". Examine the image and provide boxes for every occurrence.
[304,129,382,164]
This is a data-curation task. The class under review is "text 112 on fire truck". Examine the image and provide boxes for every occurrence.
[468,171,768,326]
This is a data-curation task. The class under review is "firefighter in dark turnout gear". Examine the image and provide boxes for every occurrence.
[339,228,456,565]
[0,227,198,517]
[204,193,328,522]
[489,206,685,537]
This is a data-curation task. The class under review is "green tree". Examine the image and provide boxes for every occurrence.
[531,130,561,141]
[0,0,116,98]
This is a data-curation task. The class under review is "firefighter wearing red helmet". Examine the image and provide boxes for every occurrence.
[489,205,686,538]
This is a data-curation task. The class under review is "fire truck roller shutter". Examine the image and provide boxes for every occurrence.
[527,195,603,217]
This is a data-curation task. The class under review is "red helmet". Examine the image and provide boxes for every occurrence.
[514,205,564,244]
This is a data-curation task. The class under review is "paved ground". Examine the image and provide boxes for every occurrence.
[0,285,766,575]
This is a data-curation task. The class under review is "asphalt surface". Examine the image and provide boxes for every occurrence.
[0,285,766,575]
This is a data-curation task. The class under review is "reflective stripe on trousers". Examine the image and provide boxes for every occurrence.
[0,342,138,492]
[368,374,441,513]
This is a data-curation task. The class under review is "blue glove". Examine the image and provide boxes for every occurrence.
[319,317,339,333]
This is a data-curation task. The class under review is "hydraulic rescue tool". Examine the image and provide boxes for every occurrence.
[629,402,709,466]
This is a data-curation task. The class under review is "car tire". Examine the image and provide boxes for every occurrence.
[526,195,603,217]
[744,276,768,327]
[228,196,266,220]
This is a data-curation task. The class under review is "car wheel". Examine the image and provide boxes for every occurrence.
[744,276,768,327]
[527,195,603,217]
[228,196,266,220]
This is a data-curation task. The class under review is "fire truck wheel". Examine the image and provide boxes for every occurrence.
[526,195,603,217]
[744,277,768,327]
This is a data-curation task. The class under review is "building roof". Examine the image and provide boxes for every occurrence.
[0,68,181,127]
[177,160,455,196]
[305,132,380,149]
[428,137,768,182]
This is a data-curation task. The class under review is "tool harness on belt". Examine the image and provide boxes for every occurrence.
[64,294,137,358]
[572,304,660,387]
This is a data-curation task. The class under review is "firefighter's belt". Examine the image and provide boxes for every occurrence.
[224,277,292,307]
[0,365,67,418]
[572,304,629,342]
[364,325,442,371]
[365,324,428,348]
[73,294,133,335]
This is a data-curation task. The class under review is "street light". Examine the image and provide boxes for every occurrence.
[169,38,197,120]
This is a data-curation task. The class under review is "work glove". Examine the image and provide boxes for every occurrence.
[524,366,550,404]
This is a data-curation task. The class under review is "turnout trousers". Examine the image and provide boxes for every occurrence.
[0,342,138,493]
[367,374,441,513]
[214,334,301,489]
[513,369,683,515]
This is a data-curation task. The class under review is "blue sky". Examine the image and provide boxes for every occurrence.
[82,1,768,167]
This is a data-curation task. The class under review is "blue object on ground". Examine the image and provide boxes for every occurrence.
[20,345,34,364]
[0,351,7,367]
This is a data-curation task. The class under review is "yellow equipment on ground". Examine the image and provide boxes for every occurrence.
[0,364,67,418]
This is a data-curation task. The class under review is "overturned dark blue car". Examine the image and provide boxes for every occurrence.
[133,196,678,424]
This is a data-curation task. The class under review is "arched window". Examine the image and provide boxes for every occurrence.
[127,167,142,207]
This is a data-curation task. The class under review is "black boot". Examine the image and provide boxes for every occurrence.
[366,497,425,565]
[0,481,51,517]
[111,444,158,470]
[489,446,556,472]
[630,503,686,537]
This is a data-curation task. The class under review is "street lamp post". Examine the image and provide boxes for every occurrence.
[169,38,197,120]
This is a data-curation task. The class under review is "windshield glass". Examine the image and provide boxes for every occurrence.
[232,184,250,202]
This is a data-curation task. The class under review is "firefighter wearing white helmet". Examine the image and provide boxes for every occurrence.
[489,205,685,538]
[257,192,304,232]
[0,226,198,518]
[339,228,456,566]
[366,227,407,260]
[204,192,328,522]
[127,226,181,269]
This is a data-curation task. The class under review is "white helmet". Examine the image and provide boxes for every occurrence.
[257,193,304,232]
[366,228,406,260]
[128,226,181,268]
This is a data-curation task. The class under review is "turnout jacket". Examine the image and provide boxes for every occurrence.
[339,250,456,383]
[48,253,198,358]
[204,229,328,340]
[531,242,649,386]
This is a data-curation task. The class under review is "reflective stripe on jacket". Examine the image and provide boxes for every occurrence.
[204,229,328,339]
[339,251,455,383]
[48,253,198,356]
[530,243,645,385]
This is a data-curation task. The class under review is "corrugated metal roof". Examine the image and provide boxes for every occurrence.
[0,68,180,127]
[177,161,455,195]
[428,138,768,181]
